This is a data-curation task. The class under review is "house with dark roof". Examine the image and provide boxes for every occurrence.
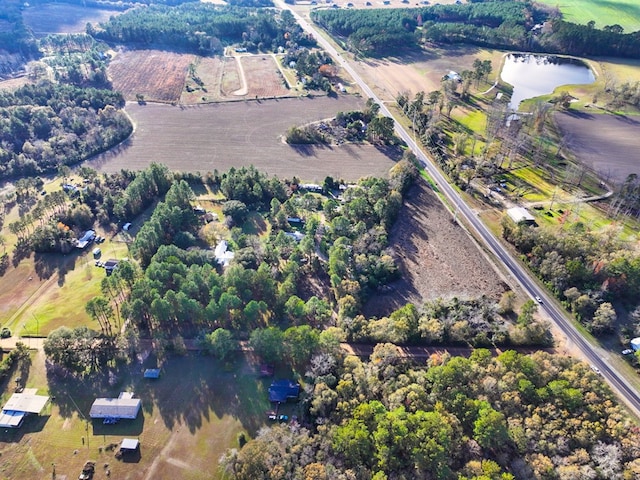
[268,380,300,403]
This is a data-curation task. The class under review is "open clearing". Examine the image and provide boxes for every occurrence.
[554,111,640,185]
[364,181,506,316]
[241,55,291,98]
[86,96,398,181]
[108,50,196,103]
[22,4,122,36]
[0,350,274,480]
[534,0,640,33]
[351,46,502,103]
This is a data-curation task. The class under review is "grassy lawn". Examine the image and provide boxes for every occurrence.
[18,240,131,336]
[535,0,640,32]
[0,350,278,480]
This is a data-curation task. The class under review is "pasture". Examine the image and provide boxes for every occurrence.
[0,349,275,480]
[86,96,399,181]
[534,0,640,33]
[22,3,122,36]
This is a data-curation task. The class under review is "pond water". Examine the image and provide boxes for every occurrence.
[500,54,595,110]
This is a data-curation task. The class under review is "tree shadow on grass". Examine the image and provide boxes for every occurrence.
[34,251,76,284]
[12,239,31,267]
[133,352,272,437]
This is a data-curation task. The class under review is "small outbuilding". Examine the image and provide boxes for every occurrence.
[631,337,640,352]
[90,392,141,420]
[121,438,140,451]
[143,369,161,379]
[0,389,50,428]
[76,230,96,249]
[104,259,119,276]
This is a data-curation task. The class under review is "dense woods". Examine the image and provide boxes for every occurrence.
[0,81,130,178]
[90,3,314,54]
[222,348,640,479]
[312,2,640,58]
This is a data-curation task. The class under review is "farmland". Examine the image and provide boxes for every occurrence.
[181,54,293,104]
[348,45,503,103]
[554,110,640,185]
[86,97,398,181]
[108,50,196,104]
[535,0,640,33]
[22,3,123,36]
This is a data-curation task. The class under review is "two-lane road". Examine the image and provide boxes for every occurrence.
[278,0,640,417]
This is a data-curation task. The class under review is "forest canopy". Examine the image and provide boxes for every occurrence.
[0,81,131,178]
[90,3,314,54]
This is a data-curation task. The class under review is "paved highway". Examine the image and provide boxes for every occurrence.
[277,1,640,417]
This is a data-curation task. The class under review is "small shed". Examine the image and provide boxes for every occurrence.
[76,230,96,249]
[631,338,640,352]
[122,223,132,232]
[104,259,119,276]
[121,438,140,451]
[143,369,161,379]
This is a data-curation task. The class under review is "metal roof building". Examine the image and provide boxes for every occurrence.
[89,392,141,420]
[0,389,49,428]
[506,207,536,225]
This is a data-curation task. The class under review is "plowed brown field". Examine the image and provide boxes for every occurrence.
[87,96,398,181]
[108,49,196,103]
[241,55,291,98]
[22,3,121,36]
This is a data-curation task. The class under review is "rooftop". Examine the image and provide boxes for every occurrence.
[89,393,141,419]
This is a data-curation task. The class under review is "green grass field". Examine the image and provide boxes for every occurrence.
[536,0,640,33]
[0,350,278,480]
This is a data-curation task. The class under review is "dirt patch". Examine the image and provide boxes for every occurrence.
[22,4,122,36]
[241,55,291,98]
[86,96,398,181]
[108,49,196,103]
[554,111,640,185]
[364,181,506,317]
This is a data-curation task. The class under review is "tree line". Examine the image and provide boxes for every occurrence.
[89,3,315,54]
[311,1,640,58]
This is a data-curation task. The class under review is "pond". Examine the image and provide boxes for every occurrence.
[500,54,595,110]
